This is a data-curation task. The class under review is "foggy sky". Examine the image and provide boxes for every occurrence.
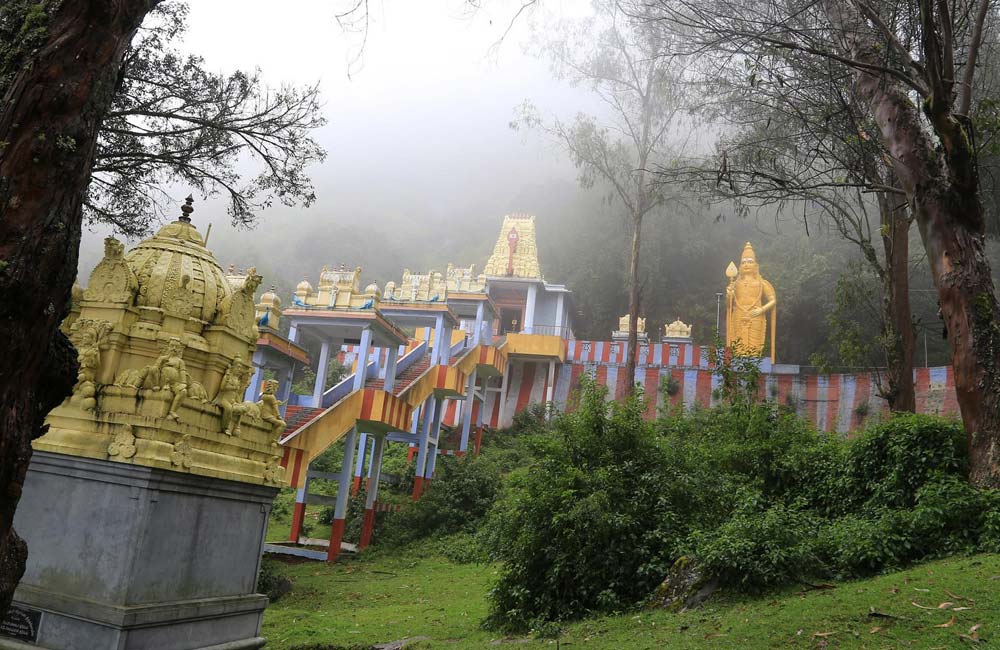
[77,0,606,288]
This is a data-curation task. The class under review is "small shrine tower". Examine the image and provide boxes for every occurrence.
[2,199,284,650]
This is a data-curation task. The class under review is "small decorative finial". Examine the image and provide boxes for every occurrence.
[179,195,194,223]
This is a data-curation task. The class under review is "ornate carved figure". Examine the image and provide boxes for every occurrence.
[725,242,777,360]
[257,379,287,440]
[166,273,198,319]
[84,237,138,304]
[107,425,137,459]
[263,461,285,485]
[170,434,194,469]
[217,267,262,339]
[153,337,188,421]
[69,319,112,411]
[215,354,251,436]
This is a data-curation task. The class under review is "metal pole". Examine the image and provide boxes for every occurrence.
[715,292,723,334]
[924,330,929,368]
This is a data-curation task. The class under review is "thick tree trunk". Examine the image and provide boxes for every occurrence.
[625,215,642,398]
[879,191,916,412]
[915,182,1000,486]
[827,0,1000,485]
[0,0,157,615]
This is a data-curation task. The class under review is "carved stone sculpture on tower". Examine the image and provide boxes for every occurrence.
[257,379,287,441]
[68,319,112,411]
[725,242,777,361]
[218,266,263,340]
[153,337,189,421]
[83,236,138,304]
[215,354,252,436]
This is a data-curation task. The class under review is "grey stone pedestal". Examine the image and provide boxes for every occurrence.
[0,452,278,650]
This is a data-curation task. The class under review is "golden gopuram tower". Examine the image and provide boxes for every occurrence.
[725,242,777,361]
[483,214,542,279]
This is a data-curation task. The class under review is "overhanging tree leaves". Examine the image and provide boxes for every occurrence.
[89,2,326,237]
[648,0,1000,485]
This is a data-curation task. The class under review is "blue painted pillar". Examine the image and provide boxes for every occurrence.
[353,327,373,391]
[473,301,485,346]
[383,344,399,393]
[433,315,445,365]
[556,292,565,337]
[459,368,478,453]
[424,396,444,481]
[279,363,294,417]
[441,327,454,365]
[524,284,538,334]
[244,348,266,402]
[352,433,369,494]
[328,427,358,562]
[312,339,331,408]
[369,344,381,379]
[412,395,436,499]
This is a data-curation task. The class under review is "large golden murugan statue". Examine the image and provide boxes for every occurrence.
[725,242,777,361]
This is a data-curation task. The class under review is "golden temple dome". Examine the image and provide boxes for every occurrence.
[124,196,232,322]
[296,280,313,293]
[260,286,281,308]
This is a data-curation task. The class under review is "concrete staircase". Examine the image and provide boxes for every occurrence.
[365,351,431,396]
[281,405,325,438]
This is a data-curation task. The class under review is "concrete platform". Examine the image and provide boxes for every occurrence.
[0,452,278,650]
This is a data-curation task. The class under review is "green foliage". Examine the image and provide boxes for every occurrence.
[0,2,49,97]
[481,378,995,632]
[378,454,503,548]
[291,360,349,396]
[659,374,680,397]
[689,497,819,591]
[840,414,968,512]
[710,342,763,409]
[810,264,884,371]
[482,378,690,631]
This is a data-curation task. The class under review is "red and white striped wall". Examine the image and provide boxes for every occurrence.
[488,340,960,434]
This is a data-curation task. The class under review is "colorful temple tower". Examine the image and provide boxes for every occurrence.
[481,215,573,427]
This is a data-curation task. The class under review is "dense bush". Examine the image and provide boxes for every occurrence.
[376,452,503,548]
[481,377,998,632]
[483,379,703,630]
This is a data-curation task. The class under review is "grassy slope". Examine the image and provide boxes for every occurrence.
[263,548,1000,649]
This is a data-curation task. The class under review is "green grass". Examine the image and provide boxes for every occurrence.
[262,547,1000,649]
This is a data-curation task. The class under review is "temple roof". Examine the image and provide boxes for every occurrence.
[483,214,542,280]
